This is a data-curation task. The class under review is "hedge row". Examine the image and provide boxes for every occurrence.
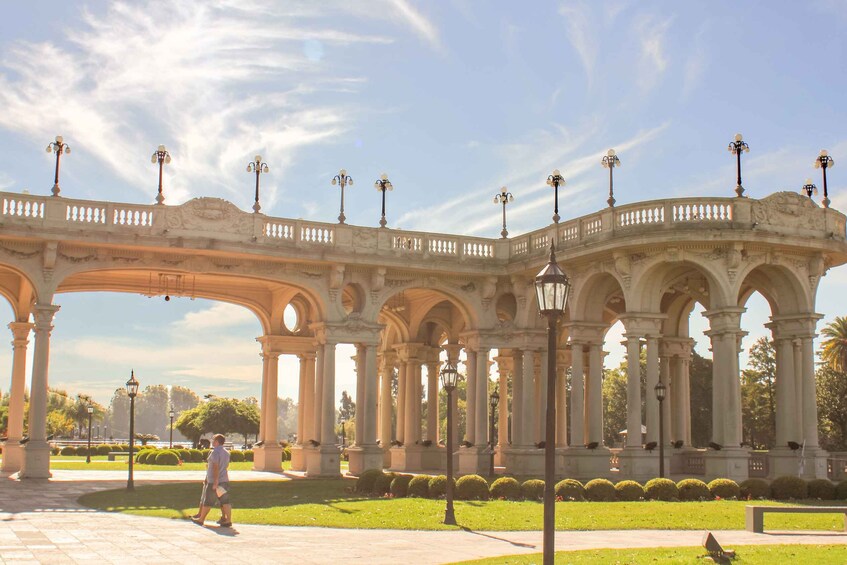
[353,471,847,502]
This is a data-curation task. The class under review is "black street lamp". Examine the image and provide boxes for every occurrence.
[489,390,499,476]
[815,149,835,209]
[86,405,94,464]
[46,135,70,197]
[654,380,667,479]
[440,361,460,526]
[546,169,566,224]
[728,133,750,197]
[331,169,353,224]
[801,178,818,200]
[151,145,172,205]
[534,244,571,565]
[374,173,393,228]
[126,370,140,490]
[601,149,621,207]
[247,155,269,213]
[169,408,175,449]
[493,187,514,238]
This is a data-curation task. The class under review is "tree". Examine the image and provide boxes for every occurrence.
[338,390,356,422]
[817,364,847,450]
[821,316,847,372]
[136,384,169,438]
[45,411,74,437]
[602,365,628,448]
[741,337,776,449]
[688,350,713,448]
[175,406,205,448]
[105,388,130,440]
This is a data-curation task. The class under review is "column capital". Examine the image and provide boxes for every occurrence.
[441,343,463,364]
[257,334,314,355]
[32,304,60,329]
[564,321,607,343]
[394,342,425,362]
[766,313,824,339]
[701,307,745,332]
[8,321,34,344]
[619,313,665,337]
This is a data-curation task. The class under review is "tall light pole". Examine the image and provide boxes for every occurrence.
[126,370,139,491]
[331,169,353,224]
[728,133,750,197]
[546,170,565,224]
[247,155,269,213]
[493,187,514,238]
[654,380,667,479]
[169,408,175,449]
[46,135,70,197]
[815,149,835,209]
[374,173,393,228]
[86,405,94,464]
[440,361,460,526]
[534,244,571,565]
[801,178,818,199]
[151,145,172,205]
[601,149,621,207]
[489,390,499,476]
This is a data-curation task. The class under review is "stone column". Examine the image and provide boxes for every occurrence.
[569,342,584,446]
[475,347,490,445]
[537,349,548,444]
[258,352,269,442]
[1,322,34,473]
[623,335,641,448]
[443,344,462,450]
[313,344,325,444]
[396,360,406,445]
[511,350,524,447]
[465,349,477,444]
[254,339,283,472]
[302,353,317,443]
[792,339,804,435]
[800,336,819,448]
[363,344,378,445]
[355,345,366,444]
[555,350,568,447]
[681,357,692,446]
[378,354,394,445]
[406,359,422,445]
[521,349,536,446]
[704,308,745,449]
[21,304,60,479]
[498,364,509,448]
[426,360,439,442]
[320,343,337,445]
[773,336,795,446]
[297,354,307,444]
[587,343,604,445]
[661,353,674,440]
[645,336,660,444]
[263,350,281,444]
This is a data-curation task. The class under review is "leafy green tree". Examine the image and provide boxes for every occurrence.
[821,316,847,372]
[438,370,467,445]
[136,384,170,437]
[602,365,628,447]
[688,349,713,448]
[175,406,204,448]
[45,410,74,437]
[105,388,130,440]
[816,364,847,450]
[741,337,776,449]
[338,390,356,422]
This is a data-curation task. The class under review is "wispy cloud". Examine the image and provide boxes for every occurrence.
[633,14,673,92]
[558,2,596,87]
[386,0,444,53]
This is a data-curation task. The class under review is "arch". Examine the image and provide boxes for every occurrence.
[736,263,812,316]
[495,292,517,322]
[0,265,37,321]
[631,260,728,313]
[341,283,366,315]
[371,284,477,331]
[569,272,626,323]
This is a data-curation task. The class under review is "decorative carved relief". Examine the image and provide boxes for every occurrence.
[0,242,41,259]
[352,228,377,250]
[752,191,824,230]
[166,198,254,235]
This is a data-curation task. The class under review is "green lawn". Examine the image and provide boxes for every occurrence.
[452,545,847,564]
[78,479,847,531]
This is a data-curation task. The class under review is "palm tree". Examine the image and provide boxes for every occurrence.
[821,316,847,372]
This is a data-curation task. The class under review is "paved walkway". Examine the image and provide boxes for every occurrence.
[1,471,845,564]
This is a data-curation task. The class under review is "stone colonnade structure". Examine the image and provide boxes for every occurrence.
[0,190,846,483]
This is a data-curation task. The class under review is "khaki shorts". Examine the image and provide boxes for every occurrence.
[200,480,230,507]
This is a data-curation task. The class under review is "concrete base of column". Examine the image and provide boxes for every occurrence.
[290,445,307,472]
[561,446,613,480]
[457,445,491,475]
[1,441,25,473]
[252,445,283,472]
[389,445,424,471]
[382,447,392,468]
[703,447,750,483]
[19,442,52,479]
[501,447,544,476]
[347,445,385,475]
[616,447,667,483]
[768,447,829,480]
[669,447,697,475]
[306,445,341,478]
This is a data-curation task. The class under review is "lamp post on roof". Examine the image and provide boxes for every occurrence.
[728,133,750,197]
[374,173,393,228]
[331,169,353,224]
[151,145,172,205]
[801,178,818,200]
[601,149,621,207]
[246,155,269,213]
[814,150,835,208]
[546,169,565,223]
[46,135,70,197]
[493,187,514,238]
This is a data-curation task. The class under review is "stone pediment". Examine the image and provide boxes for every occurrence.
[165,197,253,235]
[752,191,823,231]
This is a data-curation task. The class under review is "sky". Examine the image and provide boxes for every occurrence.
[0,1,845,407]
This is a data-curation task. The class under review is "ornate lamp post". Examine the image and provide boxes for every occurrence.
[374,173,393,228]
[534,244,571,565]
[814,149,835,208]
[654,380,667,478]
[46,135,70,197]
[489,390,499,476]
[168,408,175,449]
[546,170,566,223]
[440,361,460,526]
[331,169,353,224]
[801,178,818,199]
[493,187,514,238]
[126,370,139,491]
[247,155,269,213]
[151,145,172,205]
[728,133,750,197]
[86,405,94,464]
[601,149,621,207]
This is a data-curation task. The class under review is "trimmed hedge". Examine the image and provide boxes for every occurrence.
[176,448,191,462]
[645,478,679,501]
[740,478,770,500]
[51,447,61,455]
[554,479,585,501]
[456,474,489,500]
[189,449,204,463]
[407,475,430,498]
[521,479,545,501]
[390,474,413,498]
[837,480,847,501]
[489,477,521,501]
[95,444,112,456]
[428,475,452,498]
[356,469,383,493]
[373,472,396,496]
[677,479,712,501]
[244,450,254,462]
[707,478,740,500]
[155,451,180,466]
[60,446,77,456]
[615,480,644,501]
[230,450,245,463]
[807,479,837,500]
[201,449,212,461]
[584,479,616,502]
[770,475,808,500]
[75,447,89,457]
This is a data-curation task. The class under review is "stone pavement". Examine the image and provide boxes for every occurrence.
[1,470,845,564]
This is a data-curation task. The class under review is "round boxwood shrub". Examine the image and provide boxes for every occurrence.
[201,448,211,461]
[707,478,740,500]
[615,480,644,501]
[356,469,383,493]
[677,479,712,501]
[555,479,585,501]
[96,444,112,456]
[456,474,489,500]
[373,472,397,496]
[60,446,77,456]
[807,479,837,500]
[584,479,617,502]
[77,447,91,457]
[136,450,150,464]
[243,449,254,462]
[771,475,808,500]
[229,450,245,463]
[189,449,204,463]
[489,477,521,500]
[51,447,61,455]
[836,480,847,500]
[155,451,180,466]
[428,475,453,498]
[521,479,545,501]
[390,474,413,498]
[645,478,679,501]
[407,475,430,498]
[740,478,770,500]
[176,448,191,462]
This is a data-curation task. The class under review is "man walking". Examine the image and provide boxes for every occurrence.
[192,434,232,527]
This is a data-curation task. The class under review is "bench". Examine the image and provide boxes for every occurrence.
[745,505,847,533]
[107,451,131,461]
